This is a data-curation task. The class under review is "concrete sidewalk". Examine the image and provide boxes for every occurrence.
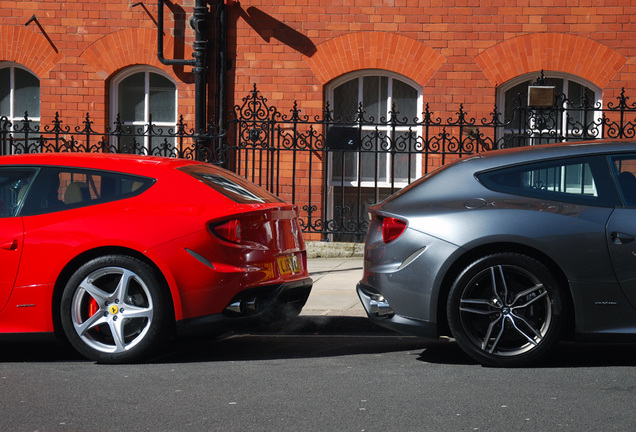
[301,257,366,317]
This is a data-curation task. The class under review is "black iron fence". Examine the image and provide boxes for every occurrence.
[2,86,636,241]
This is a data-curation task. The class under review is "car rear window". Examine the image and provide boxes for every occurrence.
[178,164,283,204]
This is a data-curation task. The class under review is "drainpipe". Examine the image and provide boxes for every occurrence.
[157,0,208,152]
[215,0,227,152]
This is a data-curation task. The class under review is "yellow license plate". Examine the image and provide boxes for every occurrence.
[277,255,300,275]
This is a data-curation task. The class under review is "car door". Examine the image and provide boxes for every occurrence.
[607,155,636,308]
[0,167,36,312]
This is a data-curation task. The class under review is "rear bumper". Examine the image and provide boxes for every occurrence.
[357,283,438,339]
[175,277,313,337]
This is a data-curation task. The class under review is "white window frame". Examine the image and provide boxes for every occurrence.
[110,66,178,151]
[0,62,40,127]
[497,71,603,145]
[326,70,423,189]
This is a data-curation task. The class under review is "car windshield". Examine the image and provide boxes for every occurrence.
[178,164,283,204]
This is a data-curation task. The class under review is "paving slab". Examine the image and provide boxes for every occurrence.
[301,257,366,317]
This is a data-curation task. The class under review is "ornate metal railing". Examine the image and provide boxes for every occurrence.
[2,86,636,241]
[0,112,225,162]
[227,85,636,241]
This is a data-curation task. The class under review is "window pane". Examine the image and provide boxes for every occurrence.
[363,76,387,120]
[613,157,636,206]
[149,73,176,123]
[14,68,39,117]
[360,130,387,181]
[0,168,37,217]
[118,73,145,122]
[393,131,418,182]
[393,79,418,121]
[478,157,619,206]
[333,79,358,121]
[21,167,153,215]
[0,68,10,116]
[504,81,529,122]
[332,151,358,182]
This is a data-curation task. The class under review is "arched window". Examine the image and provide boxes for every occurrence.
[497,72,602,146]
[0,64,40,130]
[110,66,177,152]
[326,70,422,240]
[327,71,422,186]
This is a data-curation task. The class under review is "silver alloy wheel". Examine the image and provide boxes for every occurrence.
[70,266,154,354]
[458,264,552,357]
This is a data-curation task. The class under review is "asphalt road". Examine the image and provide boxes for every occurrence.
[2,316,636,431]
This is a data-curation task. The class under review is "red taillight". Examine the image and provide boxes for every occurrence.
[382,217,407,243]
[213,219,242,243]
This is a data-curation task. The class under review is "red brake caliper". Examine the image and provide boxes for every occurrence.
[88,299,100,332]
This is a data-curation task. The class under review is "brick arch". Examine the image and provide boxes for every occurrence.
[304,32,446,87]
[80,28,178,79]
[0,25,64,77]
[475,33,626,88]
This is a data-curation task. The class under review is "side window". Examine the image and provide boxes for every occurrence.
[478,156,617,207]
[20,167,154,216]
[611,156,636,207]
[0,168,37,217]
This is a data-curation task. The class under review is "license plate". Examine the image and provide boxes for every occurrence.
[277,255,300,275]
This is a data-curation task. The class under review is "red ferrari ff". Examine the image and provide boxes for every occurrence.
[0,153,312,363]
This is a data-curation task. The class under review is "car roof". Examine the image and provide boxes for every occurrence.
[463,139,636,171]
[0,152,206,176]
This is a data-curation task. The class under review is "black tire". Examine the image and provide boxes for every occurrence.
[447,253,563,367]
[60,255,170,364]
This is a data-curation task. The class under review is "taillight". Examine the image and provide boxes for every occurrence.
[212,219,242,243]
[382,217,407,243]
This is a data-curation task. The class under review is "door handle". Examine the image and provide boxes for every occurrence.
[611,232,635,245]
[0,239,18,250]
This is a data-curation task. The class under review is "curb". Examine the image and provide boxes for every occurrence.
[306,241,364,258]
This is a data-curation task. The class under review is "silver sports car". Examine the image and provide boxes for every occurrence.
[358,140,636,366]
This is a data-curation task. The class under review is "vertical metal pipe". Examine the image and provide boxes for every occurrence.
[156,0,208,156]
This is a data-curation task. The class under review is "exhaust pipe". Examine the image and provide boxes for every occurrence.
[369,297,394,317]
[224,297,260,315]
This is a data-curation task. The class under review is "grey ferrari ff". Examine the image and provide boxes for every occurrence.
[357,140,636,367]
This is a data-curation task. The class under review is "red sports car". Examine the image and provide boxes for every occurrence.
[0,153,312,363]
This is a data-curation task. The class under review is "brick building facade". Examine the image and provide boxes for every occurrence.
[1,0,635,240]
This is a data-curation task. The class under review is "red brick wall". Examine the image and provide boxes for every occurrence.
[1,0,634,134]
[0,1,197,131]
[227,0,635,119]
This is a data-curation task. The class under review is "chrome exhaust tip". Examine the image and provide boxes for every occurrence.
[226,301,242,314]
[369,297,394,317]
[245,298,258,313]
[225,297,260,315]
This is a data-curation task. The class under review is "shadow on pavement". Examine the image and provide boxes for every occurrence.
[3,316,636,367]
[417,340,636,368]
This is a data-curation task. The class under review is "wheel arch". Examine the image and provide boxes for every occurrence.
[51,246,177,341]
[435,242,575,338]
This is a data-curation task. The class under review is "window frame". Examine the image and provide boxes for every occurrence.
[325,70,423,189]
[109,66,178,152]
[0,62,41,136]
[496,71,603,145]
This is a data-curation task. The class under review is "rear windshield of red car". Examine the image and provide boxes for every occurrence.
[178,164,284,204]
